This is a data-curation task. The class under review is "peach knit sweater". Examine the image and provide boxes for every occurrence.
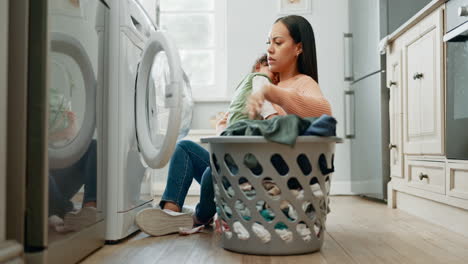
[217,74,332,133]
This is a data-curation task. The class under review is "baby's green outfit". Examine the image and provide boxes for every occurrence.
[227,73,277,126]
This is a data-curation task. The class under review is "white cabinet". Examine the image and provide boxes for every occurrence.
[406,158,445,195]
[387,47,404,178]
[403,8,444,155]
[446,161,468,201]
[386,3,468,238]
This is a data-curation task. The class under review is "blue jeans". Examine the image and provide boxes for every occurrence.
[49,140,97,217]
[160,140,215,223]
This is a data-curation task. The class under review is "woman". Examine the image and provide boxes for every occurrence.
[135,15,332,236]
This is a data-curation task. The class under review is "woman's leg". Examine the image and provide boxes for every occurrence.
[195,166,216,224]
[159,140,211,211]
[82,140,97,207]
[49,139,98,217]
[136,140,215,236]
[48,175,75,217]
[49,159,86,216]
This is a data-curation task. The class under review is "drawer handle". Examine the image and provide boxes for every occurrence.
[418,173,429,180]
[413,72,424,80]
[388,81,397,87]
[388,144,397,150]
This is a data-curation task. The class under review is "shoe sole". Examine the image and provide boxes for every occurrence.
[135,208,193,236]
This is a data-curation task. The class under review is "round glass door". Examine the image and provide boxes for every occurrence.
[48,32,96,169]
[146,56,193,148]
[136,31,188,169]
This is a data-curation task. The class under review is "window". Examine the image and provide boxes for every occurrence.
[160,0,227,101]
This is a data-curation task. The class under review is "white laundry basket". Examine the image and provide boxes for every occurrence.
[201,136,342,255]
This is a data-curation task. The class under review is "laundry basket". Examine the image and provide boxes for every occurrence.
[201,136,342,255]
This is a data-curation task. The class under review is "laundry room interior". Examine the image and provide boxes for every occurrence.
[1,0,468,263]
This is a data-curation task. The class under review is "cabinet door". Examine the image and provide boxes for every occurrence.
[403,8,444,155]
[405,35,422,154]
[388,50,403,178]
[418,24,444,154]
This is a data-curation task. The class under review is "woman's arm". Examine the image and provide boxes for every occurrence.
[264,84,332,117]
[248,76,332,118]
[215,112,229,135]
[252,76,277,118]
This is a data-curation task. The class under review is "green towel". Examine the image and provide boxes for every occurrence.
[221,114,319,147]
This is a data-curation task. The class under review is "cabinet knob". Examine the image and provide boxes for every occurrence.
[389,81,397,87]
[413,72,424,80]
[418,172,429,180]
[388,144,397,150]
[459,6,468,17]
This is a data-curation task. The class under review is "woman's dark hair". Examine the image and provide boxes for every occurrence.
[275,15,319,83]
[251,53,268,72]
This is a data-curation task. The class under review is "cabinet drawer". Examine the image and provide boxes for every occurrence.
[446,162,468,200]
[406,159,445,194]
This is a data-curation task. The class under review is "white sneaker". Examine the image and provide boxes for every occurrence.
[48,215,72,233]
[63,207,98,231]
[135,206,194,236]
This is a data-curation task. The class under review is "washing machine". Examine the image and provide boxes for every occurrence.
[47,0,108,260]
[106,0,192,241]
[10,0,110,262]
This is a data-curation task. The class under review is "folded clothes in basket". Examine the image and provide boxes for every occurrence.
[221,114,336,146]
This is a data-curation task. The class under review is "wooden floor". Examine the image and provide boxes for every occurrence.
[82,196,468,264]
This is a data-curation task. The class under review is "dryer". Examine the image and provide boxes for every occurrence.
[106,0,192,241]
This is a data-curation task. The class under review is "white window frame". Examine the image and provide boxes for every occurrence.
[160,0,227,102]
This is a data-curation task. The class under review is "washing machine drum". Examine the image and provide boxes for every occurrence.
[48,32,97,169]
[135,31,193,169]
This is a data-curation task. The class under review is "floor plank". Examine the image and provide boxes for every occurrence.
[81,196,468,264]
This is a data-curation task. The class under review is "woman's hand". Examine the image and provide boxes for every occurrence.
[49,111,77,142]
[247,83,272,119]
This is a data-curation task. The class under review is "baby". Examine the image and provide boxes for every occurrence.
[226,54,278,126]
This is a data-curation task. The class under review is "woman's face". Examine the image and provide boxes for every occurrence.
[266,21,302,74]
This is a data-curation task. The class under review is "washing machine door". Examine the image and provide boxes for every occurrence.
[135,31,185,169]
[48,32,97,169]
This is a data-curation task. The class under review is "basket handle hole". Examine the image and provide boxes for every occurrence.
[243,153,263,176]
[271,154,289,176]
[297,153,312,175]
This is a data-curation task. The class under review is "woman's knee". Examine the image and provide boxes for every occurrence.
[176,139,199,152]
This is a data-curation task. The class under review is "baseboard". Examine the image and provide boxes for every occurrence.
[330,180,381,195]
[396,191,468,238]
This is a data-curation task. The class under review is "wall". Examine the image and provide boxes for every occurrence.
[304,0,351,192]
[388,0,432,34]
[0,0,8,241]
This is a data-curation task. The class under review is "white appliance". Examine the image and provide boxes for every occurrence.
[106,0,192,241]
[0,1,22,262]
[345,0,432,200]
[5,0,109,263]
